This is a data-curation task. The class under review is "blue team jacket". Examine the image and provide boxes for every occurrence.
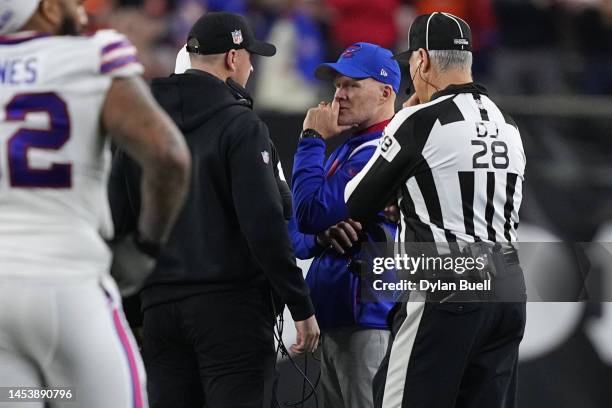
[290,125,396,330]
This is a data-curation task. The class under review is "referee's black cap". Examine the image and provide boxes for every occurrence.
[394,12,472,61]
[186,12,276,57]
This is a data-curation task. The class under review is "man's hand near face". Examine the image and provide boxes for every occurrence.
[303,99,352,140]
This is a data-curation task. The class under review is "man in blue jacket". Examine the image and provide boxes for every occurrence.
[290,42,400,407]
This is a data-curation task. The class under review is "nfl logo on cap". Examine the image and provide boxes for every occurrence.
[231,29,243,45]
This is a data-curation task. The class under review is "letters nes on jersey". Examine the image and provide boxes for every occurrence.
[0,29,143,278]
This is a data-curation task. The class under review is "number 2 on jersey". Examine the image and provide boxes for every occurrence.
[471,121,509,169]
[2,92,72,188]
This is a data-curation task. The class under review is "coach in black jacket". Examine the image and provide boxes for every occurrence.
[110,12,319,408]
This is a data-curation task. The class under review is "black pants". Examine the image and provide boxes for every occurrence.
[142,287,277,408]
[373,300,526,408]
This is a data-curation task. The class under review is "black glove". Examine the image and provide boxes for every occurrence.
[109,232,160,297]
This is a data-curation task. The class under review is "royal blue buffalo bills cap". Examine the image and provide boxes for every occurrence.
[314,42,401,94]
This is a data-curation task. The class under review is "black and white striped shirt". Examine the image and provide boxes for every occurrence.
[345,83,525,244]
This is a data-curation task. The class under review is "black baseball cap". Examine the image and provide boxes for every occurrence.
[394,12,472,61]
[186,12,276,57]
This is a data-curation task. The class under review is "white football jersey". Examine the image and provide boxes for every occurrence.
[0,30,143,279]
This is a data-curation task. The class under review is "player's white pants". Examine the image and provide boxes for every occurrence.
[0,274,147,408]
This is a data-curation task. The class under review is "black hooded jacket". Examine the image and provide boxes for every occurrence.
[110,70,314,321]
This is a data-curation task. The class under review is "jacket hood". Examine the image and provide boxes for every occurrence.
[150,70,252,133]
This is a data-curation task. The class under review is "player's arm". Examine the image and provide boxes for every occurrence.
[344,112,420,221]
[103,76,190,245]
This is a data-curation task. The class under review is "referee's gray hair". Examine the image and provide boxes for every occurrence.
[428,50,472,73]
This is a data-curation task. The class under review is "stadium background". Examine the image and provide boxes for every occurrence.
[92,0,612,406]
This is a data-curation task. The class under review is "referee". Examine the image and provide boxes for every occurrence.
[344,12,527,408]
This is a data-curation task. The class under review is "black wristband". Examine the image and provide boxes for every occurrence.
[133,232,162,258]
[300,128,324,140]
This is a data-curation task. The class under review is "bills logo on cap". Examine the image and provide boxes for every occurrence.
[341,44,362,58]
[231,29,243,45]
[261,150,270,164]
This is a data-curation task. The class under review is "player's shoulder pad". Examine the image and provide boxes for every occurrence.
[91,29,143,78]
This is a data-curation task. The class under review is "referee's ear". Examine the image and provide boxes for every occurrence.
[417,48,431,73]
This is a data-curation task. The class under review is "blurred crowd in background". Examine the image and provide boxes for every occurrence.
[86,0,612,242]
[86,0,612,101]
